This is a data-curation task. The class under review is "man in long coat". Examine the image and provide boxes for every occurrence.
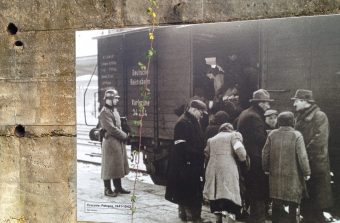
[292,89,333,223]
[99,89,130,197]
[262,111,311,223]
[165,100,207,222]
[237,89,273,223]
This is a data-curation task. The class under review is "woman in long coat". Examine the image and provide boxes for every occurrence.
[203,123,247,223]
[99,89,130,197]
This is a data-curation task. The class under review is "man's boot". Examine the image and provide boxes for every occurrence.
[104,180,117,197]
[178,205,187,221]
[215,213,222,223]
[113,178,131,194]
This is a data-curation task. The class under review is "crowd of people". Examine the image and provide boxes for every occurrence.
[165,89,333,223]
[96,87,333,223]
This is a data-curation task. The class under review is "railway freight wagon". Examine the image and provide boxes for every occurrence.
[96,15,340,211]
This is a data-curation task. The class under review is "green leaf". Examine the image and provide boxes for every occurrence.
[140,86,150,97]
[146,7,153,14]
[131,206,137,214]
[146,49,154,59]
[137,104,144,111]
[138,61,146,70]
[151,0,157,7]
[151,12,157,18]
[131,195,137,202]
[133,120,141,127]
[144,94,152,101]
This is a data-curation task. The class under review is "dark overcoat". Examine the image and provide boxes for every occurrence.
[165,111,206,206]
[99,105,129,180]
[295,104,333,209]
[237,104,269,200]
[262,127,311,204]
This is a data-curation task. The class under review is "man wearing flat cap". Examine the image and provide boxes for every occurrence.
[237,89,273,223]
[264,109,278,131]
[166,99,208,223]
[292,89,333,223]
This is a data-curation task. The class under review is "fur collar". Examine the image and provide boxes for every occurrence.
[296,104,320,122]
[184,110,199,123]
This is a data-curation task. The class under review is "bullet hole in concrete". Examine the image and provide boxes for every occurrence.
[15,40,24,47]
[7,23,18,35]
[14,124,25,137]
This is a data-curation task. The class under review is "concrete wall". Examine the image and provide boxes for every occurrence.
[0,0,339,222]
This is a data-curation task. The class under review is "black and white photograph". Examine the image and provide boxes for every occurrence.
[76,14,340,223]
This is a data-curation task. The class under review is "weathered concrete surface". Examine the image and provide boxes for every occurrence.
[0,0,339,222]
[0,138,21,221]
[202,0,340,22]
[0,81,75,125]
[0,0,125,30]
[0,135,76,222]
[21,182,75,222]
[124,0,340,25]
[0,31,74,80]
[20,137,75,184]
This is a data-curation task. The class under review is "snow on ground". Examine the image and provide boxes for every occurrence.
[76,162,212,223]
[126,169,154,185]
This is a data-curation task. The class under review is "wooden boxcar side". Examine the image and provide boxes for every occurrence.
[261,15,340,212]
[96,16,340,210]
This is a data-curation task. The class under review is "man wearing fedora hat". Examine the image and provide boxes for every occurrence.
[237,89,273,223]
[291,89,333,223]
[165,99,208,223]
